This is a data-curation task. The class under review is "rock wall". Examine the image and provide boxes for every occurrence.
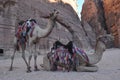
[81,0,107,48]
[48,0,78,13]
[81,0,120,48]
[0,0,17,49]
[0,0,92,50]
[81,0,106,35]
[103,0,120,47]
[2,0,119,50]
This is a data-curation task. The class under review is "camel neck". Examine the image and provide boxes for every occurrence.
[44,19,55,37]
[93,41,105,63]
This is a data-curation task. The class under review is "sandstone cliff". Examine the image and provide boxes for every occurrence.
[81,0,120,48]
[81,0,106,48]
[0,0,92,50]
[0,0,17,49]
[81,0,106,35]
[103,0,120,47]
[17,0,92,49]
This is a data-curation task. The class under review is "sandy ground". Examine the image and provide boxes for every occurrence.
[0,48,120,80]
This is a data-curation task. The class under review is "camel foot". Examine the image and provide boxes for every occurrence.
[76,65,98,72]
[9,67,13,71]
[40,64,44,67]
[34,68,40,71]
[34,66,40,71]
[26,67,32,73]
[26,70,32,73]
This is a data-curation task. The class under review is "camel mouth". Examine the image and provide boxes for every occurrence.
[97,34,114,45]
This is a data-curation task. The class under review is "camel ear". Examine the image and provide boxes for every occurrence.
[53,9,59,14]
[54,9,56,12]
[49,13,53,17]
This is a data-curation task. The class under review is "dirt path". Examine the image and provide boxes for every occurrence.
[0,49,120,80]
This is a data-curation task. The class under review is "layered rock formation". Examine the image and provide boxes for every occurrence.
[49,0,78,12]
[0,0,92,50]
[81,0,120,48]
[103,0,120,47]
[17,0,91,49]
[81,0,106,48]
[0,0,17,49]
[2,0,119,51]
[81,0,107,35]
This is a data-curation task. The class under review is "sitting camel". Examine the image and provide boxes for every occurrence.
[42,35,111,72]
[9,10,59,72]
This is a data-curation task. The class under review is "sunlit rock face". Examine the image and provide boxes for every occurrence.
[48,0,78,12]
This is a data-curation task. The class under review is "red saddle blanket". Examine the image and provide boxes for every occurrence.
[50,46,74,65]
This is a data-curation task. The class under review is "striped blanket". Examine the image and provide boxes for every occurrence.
[49,44,89,71]
[51,46,73,65]
[73,44,89,63]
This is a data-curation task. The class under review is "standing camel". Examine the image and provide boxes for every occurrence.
[9,10,59,72]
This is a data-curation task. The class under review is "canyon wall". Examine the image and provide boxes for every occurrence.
[103,0,120,47]
[81,0,120,48]
[0,0,92,50]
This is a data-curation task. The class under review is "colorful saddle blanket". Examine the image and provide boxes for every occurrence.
[51,46,74,65]
[50,45,89,64]
[73,45,89,63]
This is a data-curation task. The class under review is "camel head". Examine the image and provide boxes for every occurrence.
[95,34,114,52]
[96,36,106,52]
[49,9,59,20]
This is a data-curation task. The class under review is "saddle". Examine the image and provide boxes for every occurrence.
[48,41,76,71]
[47,41,89,71]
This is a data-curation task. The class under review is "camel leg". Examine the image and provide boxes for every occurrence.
[28,54,32,68]
[34,54,39,71]
[22,50,31,72]
[28,48,32,69]
[21,44,31,72]
[34,44,39,71]
[76,65,98,72]
[9,48,16,71]
[42,55,51,71]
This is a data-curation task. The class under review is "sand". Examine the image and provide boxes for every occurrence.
[0,48,120,80]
